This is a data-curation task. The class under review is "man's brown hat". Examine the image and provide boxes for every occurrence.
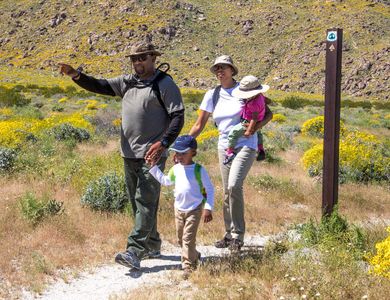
[126,41,162,57]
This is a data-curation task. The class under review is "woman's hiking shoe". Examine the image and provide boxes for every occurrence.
[115,251,140,270]
[214,237,232,248]
[223,152,236,165]
[228,238,244,251]
[256,149,266,161]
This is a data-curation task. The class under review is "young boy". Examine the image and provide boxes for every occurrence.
[148,135,214,277]
[223,75,269,164]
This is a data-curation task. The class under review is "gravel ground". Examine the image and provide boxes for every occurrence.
[21,236,269,300]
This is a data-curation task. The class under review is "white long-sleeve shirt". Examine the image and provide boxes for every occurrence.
[149,163,214,212]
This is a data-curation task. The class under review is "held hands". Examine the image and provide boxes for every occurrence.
[58,63,78,78]
[202,209,213,223]
[145,141,165,166]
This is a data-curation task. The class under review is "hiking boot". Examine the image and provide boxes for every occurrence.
[146,250,161,259]
[256,149,266,161]
[214,237,232,248]
[223,152,236,165]
[141,250,161,260]
[228,238,244,251]
[115,251,140,270]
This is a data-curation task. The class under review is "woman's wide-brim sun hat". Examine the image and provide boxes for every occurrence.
[232,75,270,99]
[210,55,238,76]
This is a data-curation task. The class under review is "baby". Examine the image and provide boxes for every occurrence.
[224,75,269,164]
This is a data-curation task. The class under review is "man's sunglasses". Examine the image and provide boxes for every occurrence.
[130,54,151,62]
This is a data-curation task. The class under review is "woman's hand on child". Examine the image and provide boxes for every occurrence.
[243,130,252,137]
[202,209,213,223]
[242,123,255,136]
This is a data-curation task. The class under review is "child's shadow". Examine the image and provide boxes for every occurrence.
[126,255,182,278]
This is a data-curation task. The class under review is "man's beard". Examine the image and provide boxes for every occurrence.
[134,65,145,75]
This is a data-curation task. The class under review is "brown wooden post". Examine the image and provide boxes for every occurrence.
[322,28,343,217]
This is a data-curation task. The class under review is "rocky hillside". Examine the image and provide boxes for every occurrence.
[0,0,389,100]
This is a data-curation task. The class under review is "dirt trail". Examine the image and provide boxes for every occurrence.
[21,236,269,300]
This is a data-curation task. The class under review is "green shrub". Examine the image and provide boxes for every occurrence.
[90,108,121,136]
[263,126,294,152]
[81,172,128,212]
[248,174,302,199]
[0,86,30,107]
[301,116,325,137]
[342,99,372,109]
[297,209,367,258]
[49,123,90,142]
[301,115,346,138]
[16,106,44,119]
[0,147,17,171]
[19,192,64,226]
[302,130,389,183]
[280,95,308,109]
[368,226,390,279]
[181,88,206,104]
[40,85,65,97]
[373,101,390,110]
[51,104,65,112]
[271,113,287,123]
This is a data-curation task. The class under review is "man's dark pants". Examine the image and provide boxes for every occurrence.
[123,157,166,258]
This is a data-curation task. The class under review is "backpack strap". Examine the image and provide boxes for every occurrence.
[212,85,222,111]
[194,163,207,204]
[168,167,176,183]
[211,85,222,128]
[152,65,172,119]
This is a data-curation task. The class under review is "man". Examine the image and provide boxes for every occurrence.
[59,41,184,270]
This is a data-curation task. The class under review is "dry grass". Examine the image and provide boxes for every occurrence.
[1,143,389,297]
[0,177,131,295]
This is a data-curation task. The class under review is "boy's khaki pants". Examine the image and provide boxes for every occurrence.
[175,205,202,270]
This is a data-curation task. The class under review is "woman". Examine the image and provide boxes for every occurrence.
[189,55,273,250]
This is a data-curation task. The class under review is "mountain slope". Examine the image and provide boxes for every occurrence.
[0,0,389,100]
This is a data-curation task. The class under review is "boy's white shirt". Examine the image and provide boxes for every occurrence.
[149,163,214,212]
[199,86,258,150]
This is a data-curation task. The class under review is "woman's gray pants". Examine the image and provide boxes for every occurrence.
[218,146,256,242]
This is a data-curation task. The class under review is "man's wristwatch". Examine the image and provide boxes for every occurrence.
[160,138,169,148]
[71,71,81,80]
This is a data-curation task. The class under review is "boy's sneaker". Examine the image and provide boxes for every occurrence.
[228,238,244,251]
[223,152,236,165]
[115,251,140,270]
[197,252,202,265]
[214,237,232,248]
[182,268,192,280]
[256,149,266,161]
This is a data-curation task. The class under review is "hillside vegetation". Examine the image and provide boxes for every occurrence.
[0,0,389,100]
[0,1,389,299]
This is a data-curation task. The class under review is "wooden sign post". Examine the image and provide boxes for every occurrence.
[322,28,343,217]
